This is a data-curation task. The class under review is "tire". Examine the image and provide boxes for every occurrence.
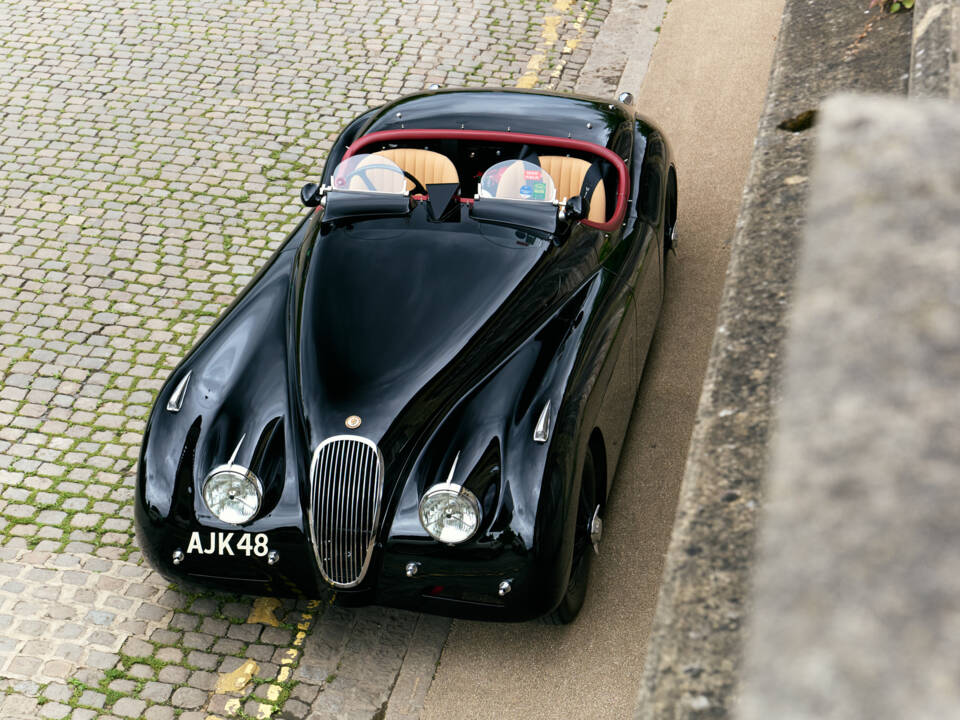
[543,448,597,625]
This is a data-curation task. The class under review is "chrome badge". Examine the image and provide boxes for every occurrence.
[345,415,362,429]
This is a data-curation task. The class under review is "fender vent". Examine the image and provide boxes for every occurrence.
[309,435,384,588]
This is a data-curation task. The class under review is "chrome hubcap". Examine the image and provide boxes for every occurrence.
[589,505,602,555]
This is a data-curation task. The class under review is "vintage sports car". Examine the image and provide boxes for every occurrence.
[135,88,676,623]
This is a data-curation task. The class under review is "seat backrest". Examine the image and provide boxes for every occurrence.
[540,156,607,223]
[372,149,459,191]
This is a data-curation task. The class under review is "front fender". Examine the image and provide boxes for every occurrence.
[377,272,606,617]
[135,216,319,592]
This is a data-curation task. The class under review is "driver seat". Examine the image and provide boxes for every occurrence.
[539,156,607,223]
[372,149,459,192]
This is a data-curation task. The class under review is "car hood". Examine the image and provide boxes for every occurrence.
[295,218,555,465]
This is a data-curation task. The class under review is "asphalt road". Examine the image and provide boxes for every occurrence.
[421,1,786,718]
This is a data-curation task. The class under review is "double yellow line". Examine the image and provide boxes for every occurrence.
[516,0,588,89]
[207,597,322,720]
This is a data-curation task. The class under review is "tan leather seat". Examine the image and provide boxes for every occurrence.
[372,149,459,192]
[540,156,607,223]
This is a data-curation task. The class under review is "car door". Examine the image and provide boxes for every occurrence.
[633,133,666,375]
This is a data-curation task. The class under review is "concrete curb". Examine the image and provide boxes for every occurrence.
[737,90,960,720]
[633,2,914,718]
[909,0,960,97]
[575,0,667,98]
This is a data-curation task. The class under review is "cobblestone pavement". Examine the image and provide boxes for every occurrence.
[0,1,611,718]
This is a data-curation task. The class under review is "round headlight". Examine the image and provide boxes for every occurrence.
[418,483,481,544]
[202,466,262,524]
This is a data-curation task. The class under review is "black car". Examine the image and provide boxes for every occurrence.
[135,87,677,623]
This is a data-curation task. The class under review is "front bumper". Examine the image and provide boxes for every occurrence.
[137,508,563,621]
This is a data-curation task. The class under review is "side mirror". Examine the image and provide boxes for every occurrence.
[562,196,584,221]
[300,183,322,207]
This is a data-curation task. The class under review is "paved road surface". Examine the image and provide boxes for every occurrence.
[0,0,785,717]
[421,1,786,718]
[0,2,611,719]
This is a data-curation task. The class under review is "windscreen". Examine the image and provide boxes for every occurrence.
[331,154,408,194]
[478,160,557,203]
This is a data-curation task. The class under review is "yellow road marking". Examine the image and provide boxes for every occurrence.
[224,698,242,715]
[215,659,259,694]
[542,15,561,44]
[515,1,581,88]
[564,12,586,54]
[550,11,587,84]
[516,54,546,88]
[217,598,323,716]
[247,597,282,627]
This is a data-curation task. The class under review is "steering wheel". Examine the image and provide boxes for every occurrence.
[342,164,428,195]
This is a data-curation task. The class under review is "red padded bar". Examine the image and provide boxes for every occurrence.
[344,129,629,232]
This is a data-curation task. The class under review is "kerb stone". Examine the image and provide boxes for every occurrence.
[738,94,960,720]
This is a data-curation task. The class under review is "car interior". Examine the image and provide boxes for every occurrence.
[343,142,613,224]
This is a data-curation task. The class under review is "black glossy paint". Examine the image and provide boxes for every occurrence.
[135,88,675,621]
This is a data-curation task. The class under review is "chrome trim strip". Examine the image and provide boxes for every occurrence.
[445,451,460,485]
[534,400,551,443]
[166,371,192,413]
[307,434,384,589]
[227,434,245,466]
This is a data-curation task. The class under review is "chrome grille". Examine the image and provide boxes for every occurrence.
[309,435,384,588]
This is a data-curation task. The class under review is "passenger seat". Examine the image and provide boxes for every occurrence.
[539,156,606,223]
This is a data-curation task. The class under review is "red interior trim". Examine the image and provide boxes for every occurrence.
[344,129,629,232]
[412,193,474,205]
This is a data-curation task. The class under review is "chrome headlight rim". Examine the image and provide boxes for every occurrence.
[418,482,482,545]
[201,463,263,525]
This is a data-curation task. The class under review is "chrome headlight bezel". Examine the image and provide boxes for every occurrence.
[418,482,482,545]
[201,464,263,525]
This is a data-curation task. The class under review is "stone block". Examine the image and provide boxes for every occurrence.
[738,94,960,720]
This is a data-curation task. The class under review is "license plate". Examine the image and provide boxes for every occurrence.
[186,530,270,557]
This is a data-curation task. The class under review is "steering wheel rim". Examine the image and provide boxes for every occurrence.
[341,164,427,195]
[401,170,428,195]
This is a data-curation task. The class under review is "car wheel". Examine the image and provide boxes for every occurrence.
[543,448,598,625]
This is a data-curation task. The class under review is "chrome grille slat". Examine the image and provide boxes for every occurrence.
[308,435,384,588]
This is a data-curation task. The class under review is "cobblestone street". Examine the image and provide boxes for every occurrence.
[0,0,611,717]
